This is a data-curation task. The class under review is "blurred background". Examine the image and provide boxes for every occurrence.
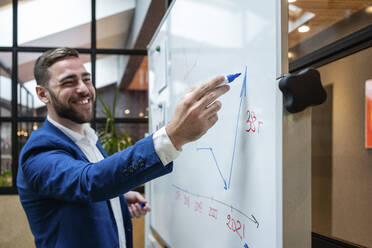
[0,0,371,247]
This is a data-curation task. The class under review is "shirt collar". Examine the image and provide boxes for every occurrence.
[47,116,98,145]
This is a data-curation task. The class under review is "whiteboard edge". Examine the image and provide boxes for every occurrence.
[147,0,176,51]
[276,0,287,247]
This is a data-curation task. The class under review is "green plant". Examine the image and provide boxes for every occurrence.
[0,170,12,187]
[97,88,133,156]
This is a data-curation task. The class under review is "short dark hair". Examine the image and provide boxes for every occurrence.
[34,47,79,86]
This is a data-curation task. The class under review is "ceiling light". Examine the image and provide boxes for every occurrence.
[288,0,296,3]
[366,5,372,14]
[298,24,310,33]
[288,52,295,59]
[124,109,130,115]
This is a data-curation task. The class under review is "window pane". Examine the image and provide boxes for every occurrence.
[17,121,43,165]
[288,2,372,62]
[96,122,148,145]
[311,47,372,244]
[0,122,12,187]
[96,55,148,118]
[18,52,91,117]
[96,0,135,49]
[0,52,12,117]
[0,0,12,46]
[18,0,91,48]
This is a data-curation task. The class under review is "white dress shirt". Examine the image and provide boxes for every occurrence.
[47,116,180,248]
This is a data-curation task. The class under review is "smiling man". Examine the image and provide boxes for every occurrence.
[39,52,95,129]
[17,47,229,248]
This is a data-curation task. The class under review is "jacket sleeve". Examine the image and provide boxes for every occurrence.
[20,135,173,202]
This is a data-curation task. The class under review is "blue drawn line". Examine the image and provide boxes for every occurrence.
[197,67,248,190]
[244,243,249,248]
[240,66,247,97]
[227,66,247,189]
[197,147,228,189]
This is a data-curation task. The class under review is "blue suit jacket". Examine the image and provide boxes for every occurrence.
[17,120,173,248]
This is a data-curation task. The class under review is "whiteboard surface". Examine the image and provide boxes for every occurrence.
[148,0,283,247]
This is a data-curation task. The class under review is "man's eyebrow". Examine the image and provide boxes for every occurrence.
[58,72,91,83]
[59,74,77,82]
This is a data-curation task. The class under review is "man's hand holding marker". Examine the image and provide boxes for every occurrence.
[166,73,241,150]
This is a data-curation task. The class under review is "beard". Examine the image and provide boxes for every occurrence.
[47,88,93,124]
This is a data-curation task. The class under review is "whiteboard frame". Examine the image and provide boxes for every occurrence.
[145,2,176,247]
[275,0,287,247]
[146,0,311,247]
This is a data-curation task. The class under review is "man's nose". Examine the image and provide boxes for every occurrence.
[75,79,90,94]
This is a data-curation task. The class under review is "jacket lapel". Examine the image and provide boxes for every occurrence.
[43,119,90,162]
[96,141,108,158]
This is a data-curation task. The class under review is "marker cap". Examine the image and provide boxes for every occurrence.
[226,73,241,83]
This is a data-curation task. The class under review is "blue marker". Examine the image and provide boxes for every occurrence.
[140,202,146,208]
[217,73,241,87]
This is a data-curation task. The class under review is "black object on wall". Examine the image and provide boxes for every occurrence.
[279,68,327,113]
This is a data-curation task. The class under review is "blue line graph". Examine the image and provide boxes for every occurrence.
[196,147,228,189]
[197,67,247,190]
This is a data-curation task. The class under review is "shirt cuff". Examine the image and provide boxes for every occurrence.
[153,126,181,166]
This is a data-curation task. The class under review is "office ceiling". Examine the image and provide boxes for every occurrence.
[0,0,30,8]
[288,0,372,48]
[128,57,148,91]
[0,0,11,8]
[1,0,371,90]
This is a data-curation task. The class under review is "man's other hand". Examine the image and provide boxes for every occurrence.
[166,75,230,150]
[124,191,151,219]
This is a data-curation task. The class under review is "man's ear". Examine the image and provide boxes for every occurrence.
[35,85,50,104]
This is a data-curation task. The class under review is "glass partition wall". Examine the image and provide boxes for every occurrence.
[0,0,148,193]
[287,1,372,247]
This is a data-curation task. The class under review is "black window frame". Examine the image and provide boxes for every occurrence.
[0,0,148,194]
[1,0,370,195]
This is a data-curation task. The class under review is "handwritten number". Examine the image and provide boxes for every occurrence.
[245,109,264,134]
[236,220,242,240]
[231,218,236,232]
[226,214,232,230]
[226,214,245,240]
[246,110,257,133]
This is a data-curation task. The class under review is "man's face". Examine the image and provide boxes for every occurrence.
[45,57,96,123]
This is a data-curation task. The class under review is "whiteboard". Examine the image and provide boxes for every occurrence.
[147,0,286,247]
